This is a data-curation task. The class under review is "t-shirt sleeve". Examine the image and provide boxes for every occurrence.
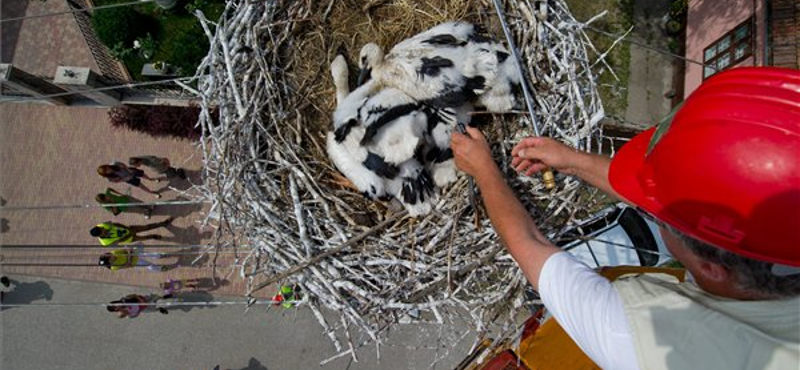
[538,252,640,370]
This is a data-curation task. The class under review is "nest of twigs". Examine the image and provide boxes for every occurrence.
[191,0,613,364]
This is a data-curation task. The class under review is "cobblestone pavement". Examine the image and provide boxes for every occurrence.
[0,103,257,297]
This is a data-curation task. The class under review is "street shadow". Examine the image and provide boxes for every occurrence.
[1,0,29,62]
[1,278,54,311]
[170,291,217,313]
[236,358,269,370]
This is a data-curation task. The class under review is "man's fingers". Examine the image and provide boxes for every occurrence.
[524,163,546,176]
[514,147,542,161]
[465,126,482,138]
[511,137,546,156]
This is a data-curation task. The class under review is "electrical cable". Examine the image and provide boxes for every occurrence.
[1,244,225,249]
[0,0,156,23]
[0,299,296,309]
[0,74,202,104]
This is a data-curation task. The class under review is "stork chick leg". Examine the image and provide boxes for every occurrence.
[331,55,350,107]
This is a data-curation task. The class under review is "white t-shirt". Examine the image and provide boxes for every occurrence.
[538,251,640,370]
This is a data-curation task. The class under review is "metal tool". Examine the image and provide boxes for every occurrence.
[491,0,556,190]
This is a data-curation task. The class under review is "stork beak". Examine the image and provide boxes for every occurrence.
[357,67,372,86]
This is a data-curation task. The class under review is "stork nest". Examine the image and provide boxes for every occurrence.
[192,0,614,363]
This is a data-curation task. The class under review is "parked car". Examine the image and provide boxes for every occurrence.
[556,203,671,267]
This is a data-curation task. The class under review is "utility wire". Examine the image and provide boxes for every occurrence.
[1,199,209,211]
[1,251,242,258]
[582,24,713,70]
[0,0,156,23]
[0,262,248,267]
[0,299,296,308]
[1,245,230,249]
[0,75,202,104]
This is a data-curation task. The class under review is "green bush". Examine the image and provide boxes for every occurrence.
[159,25,209,76]
[109,104,206,140]
[91,6,157,48]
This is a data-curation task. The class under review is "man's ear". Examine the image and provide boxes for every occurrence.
[696,259,729,282]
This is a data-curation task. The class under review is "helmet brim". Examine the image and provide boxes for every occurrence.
[609,127,657,214]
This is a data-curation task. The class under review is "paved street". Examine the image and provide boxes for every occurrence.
[1,275,475,370]
[624,0,677,126]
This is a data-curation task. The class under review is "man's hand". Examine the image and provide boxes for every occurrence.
[451,126,500,180]
[511,137,586,176]
[512,137,623,202]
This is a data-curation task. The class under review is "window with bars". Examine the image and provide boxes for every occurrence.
[703,18,754,79]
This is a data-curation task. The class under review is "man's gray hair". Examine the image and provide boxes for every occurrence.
[665,225,800,298]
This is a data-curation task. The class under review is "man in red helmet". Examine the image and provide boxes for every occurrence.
[451,67,799,370]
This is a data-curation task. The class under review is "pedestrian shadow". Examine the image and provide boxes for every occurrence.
[157,168,202,193]
[194,277,231,292]
[150,197,203,218]
[1,218,9,233]
[214,358,269,370]
[1,279,54,311]
[163,224,213,246]
[236,358,269,370]
[160,246,211,269]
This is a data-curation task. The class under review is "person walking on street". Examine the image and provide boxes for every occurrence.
[97,162,161,198]
[160,278,202,295]
[450,67,799,370]
[98,244,174,272]
[95,188,154,219]
[107,293,170,318]
[129,156,187,180]
[90,218,173,246]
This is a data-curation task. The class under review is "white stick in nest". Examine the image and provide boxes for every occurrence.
[192,0,620,363]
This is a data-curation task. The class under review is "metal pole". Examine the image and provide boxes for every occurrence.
[491,0,556,189]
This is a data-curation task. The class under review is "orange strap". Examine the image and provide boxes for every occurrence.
[516,266,685,370]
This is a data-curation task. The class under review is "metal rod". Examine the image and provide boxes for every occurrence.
[491,0,541,137]
[491,0,556,189]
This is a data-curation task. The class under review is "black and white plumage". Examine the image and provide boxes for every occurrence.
[357,21,521,113]
[327,55,439,216]
[327,21,520,216]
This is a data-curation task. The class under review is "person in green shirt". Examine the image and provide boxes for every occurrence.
[95,188,155,219]
[89,218,173,246]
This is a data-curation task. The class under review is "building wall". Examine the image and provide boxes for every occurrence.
[771,0,800,69]
[684,0,766,98]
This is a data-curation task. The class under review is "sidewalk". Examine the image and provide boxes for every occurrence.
[623,0,676,126]
[0,274,472,370]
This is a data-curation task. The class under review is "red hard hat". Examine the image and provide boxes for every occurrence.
[609,67,800,266]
